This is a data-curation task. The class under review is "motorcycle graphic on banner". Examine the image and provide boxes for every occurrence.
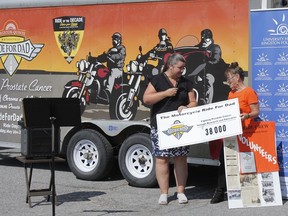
[62,52,123,117]
[61,28,231,120]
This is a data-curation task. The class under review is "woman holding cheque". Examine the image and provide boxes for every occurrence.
[210,62,260,204]
[143,53,197,205]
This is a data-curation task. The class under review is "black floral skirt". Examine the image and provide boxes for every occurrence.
[150,127,189,157]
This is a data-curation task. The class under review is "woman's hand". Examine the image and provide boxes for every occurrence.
[143,84,178,105]
[165,87,178,97]
[178,105,188,113]
[240,113,249,121]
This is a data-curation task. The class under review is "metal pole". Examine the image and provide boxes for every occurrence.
[50,116,56,216]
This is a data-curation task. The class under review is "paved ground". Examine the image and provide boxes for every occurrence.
[1,147,288,216]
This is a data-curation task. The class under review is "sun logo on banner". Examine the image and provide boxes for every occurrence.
[256,68,269,77]
[277,98,288,108]
[257,53,269,62]
[162,120,193,140]
[259,113,269,121]
[277,52,288,62]
[277,113,288,123]
[259,98,270,109]
[268,13,288,35]
[277,67,288,77]
[255,68,272,81]
[257,83,270,93]
[277,128,288,138]
[53,16,85,64]
[0,20,44,77]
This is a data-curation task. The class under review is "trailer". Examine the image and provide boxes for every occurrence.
[0,0,252,187]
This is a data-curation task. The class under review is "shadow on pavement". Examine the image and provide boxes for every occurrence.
[0,151,125,181]
[83,209,139,214]
[170,165,217,200]
[57,191,106,205]
[1,147,218,190]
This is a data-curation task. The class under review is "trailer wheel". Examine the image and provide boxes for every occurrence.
[118,133,157,187]
[67,129,114,180]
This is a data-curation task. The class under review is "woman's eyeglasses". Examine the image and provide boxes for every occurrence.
[173,66,186,71]
[226,75,236,82]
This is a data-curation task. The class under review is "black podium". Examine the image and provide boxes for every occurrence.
[21,97,81,215]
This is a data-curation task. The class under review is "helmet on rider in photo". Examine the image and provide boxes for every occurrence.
[200,29,214,48]
[201,29,213,40]
[158,28,168,40]
[112,32,122,46]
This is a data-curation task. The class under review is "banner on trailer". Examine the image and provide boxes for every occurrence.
[0,0,249,144]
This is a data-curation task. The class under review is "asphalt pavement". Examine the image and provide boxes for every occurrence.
[1,147,288,216]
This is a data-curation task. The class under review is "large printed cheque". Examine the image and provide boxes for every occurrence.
[156,98,243,150]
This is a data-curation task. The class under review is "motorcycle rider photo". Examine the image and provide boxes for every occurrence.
[189,28,222,78]
[197,28,221,65]
[187,28,229,104]
[105,32,126,93]
[149,28,174,73]
[91,32,126,94]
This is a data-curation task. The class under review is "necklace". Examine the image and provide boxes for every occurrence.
[163,72,178,87]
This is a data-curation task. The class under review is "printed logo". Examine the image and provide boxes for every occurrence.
[277,113,288,123]
[258,113,269,121]
[53,16,85,63]
[257,53,270,62]
[275,83,288,96]
[275,67,288,80]
[276,98,288,110]
[268,14,288,35]
[242,154,252,161]
[259,14,288,48]
[256,83,272,96]
[275,52,288,65]
[278,161,288,170]
[254,53,272,66]
[277,141,288,154]
[226,142,236,149]
[259,98,272,111]
[0,20,44,76]
[257,68,270,77]
[108,125,118,131]
[255,68,271,80]
[277,128,288,140]
[277,52,288,61]
[162,120,193,140]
